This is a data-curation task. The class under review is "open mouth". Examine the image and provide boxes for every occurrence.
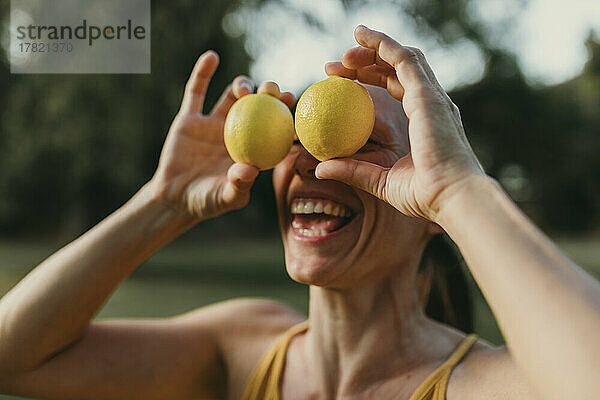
[290,198,356,238]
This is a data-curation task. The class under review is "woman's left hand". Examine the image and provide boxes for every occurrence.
[315,25,485,222]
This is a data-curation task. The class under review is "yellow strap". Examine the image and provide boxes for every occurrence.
[241,325,476,400]
[409,334,478,400]
[241,321,309,400]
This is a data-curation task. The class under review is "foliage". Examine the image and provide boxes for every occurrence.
[0,0,258,237]
[453,38,600,232]
[0,0,598,239]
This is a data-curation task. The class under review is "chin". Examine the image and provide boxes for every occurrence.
[284,249,347,286]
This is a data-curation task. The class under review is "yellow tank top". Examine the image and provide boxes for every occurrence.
[240,321,477,400]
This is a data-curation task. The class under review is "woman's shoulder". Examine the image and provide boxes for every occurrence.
[176,297,305,347]
[424,321,536,399]
[176,298,305,399]
[447,343,538,400]
[176,297,304,326]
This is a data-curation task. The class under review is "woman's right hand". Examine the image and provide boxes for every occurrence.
[149,51,295,221]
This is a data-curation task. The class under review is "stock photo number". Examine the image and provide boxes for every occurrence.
[18,42,73,53]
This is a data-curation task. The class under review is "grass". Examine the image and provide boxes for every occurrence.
[0,233,599,399]
[0,238,309,318]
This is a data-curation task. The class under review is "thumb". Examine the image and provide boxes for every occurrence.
[315,158,389,200]
[221,163,259,208]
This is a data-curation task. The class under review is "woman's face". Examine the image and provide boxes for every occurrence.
[273,85,430,289]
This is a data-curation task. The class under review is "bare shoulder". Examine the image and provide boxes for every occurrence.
[175,297,305,336]
[174,298,306,398]
[448,343,538,400]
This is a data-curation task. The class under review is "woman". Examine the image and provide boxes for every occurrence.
[1,26,599,400]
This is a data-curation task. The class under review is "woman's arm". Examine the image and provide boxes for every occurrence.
[438,175,600,400]
[317,26,600,400]
[0,186,225,400]
[0,184,193,373]
[0,51,295,399]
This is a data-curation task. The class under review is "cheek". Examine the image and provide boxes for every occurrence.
[272,150,299,199]
[359,192,425,258]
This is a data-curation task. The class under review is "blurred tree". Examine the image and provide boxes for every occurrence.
[452,35,600,232]
[0,0,272,239]
[0,0,598,241]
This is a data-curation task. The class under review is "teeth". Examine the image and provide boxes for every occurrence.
[304,201,314,214]
[297,228,327,237]
[314,201,324,213]
[290,199,352,217]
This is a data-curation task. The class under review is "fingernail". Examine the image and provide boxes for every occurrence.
[315,164,324,179]
[204,50,218,60]
[242,82,253,92]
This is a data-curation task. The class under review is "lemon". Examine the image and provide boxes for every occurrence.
[295,76,375,161]
[224,94,294,170]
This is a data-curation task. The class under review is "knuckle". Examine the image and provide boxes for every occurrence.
[449,100,460,115]
[373,169,387,199]
[442,93,460,114]
[408,46,426,60]
[348,159,360,181]
[434,95,452,110]
[407,51,421,65]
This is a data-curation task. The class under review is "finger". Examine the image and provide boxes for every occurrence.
[221,163,259,208]
[280,92,296,108]
[232,75,254,98]
[325,62,357,79]
[353,26,432,99]
[210,76,254,117]
[327,63,405,98]
[181,50,220,114]
[315,158,389,200]
[358,66,407,99]
[341,46,392,70]
[228,163,259,191]
[257,81,281,98]
[355,65,395,89]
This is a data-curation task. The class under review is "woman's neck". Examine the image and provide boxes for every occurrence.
[298,269,444,398]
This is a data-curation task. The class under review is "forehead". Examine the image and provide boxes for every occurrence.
[364,84,408,145]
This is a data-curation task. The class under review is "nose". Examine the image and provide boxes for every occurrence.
[294,146,319,177]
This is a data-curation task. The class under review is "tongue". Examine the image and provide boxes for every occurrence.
[292,214,346,232]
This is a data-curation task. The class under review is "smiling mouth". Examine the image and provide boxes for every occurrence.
[290,198,355,238]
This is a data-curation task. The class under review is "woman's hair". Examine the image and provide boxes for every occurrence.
[416,234,473,332]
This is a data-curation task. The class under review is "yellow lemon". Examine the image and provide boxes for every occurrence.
[295,76,375,161]
[224,94,294,170]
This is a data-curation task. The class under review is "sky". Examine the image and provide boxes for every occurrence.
[224,0,600,95]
